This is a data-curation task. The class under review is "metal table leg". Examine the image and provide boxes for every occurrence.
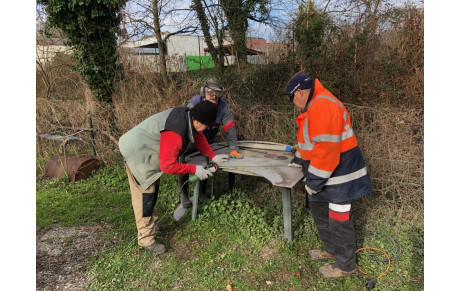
[281,187,292,242]
[191,180,201,220]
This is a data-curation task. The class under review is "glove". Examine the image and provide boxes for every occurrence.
[305,184,319,195]
[195,165,213,180]
[208,164,218,174]
[288,157,302,168]
[229,150,244,159]
[212,154,229,163]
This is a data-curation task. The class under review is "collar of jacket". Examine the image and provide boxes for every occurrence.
[186,110,195,143]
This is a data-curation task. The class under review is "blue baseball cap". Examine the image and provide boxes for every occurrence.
[285,73,314,102]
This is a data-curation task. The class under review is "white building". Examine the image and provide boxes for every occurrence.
[36,32,285,72]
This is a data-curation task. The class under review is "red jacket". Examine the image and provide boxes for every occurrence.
[159,130,215,174]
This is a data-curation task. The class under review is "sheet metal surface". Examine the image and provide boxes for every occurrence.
[185,142,304,188]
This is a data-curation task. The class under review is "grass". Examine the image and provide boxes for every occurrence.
[36,163,424,290]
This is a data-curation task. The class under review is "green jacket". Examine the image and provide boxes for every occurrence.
[119,108,194,189]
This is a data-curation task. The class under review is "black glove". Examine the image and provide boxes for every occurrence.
[288,156,302,168]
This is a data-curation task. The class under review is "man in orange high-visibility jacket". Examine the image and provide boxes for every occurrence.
[285,73,372,279]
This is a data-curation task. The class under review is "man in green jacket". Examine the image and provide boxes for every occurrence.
[119,101,229,254]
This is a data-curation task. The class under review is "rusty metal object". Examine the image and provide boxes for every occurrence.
[264,153,277,158]
[45,155,100,182]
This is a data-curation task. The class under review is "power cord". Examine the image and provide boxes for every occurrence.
[356,247,391,290]
[356,232,402,262]
[355,232,401,290]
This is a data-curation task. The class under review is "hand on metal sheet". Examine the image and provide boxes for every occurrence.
[305,184,319,195]
[229,150,244,159]
[288,157,302,168]
[212,154,229,163]
[195,165,213,180]
[208,164,218,174]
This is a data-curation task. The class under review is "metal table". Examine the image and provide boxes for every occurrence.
[184,141,304,242]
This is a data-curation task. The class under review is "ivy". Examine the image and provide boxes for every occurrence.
[37,0,126,103]
[294,2,328,70]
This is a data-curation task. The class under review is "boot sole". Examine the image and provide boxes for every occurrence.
[309,251,335,262]
[320,272,358,279]
[142,246,167,255]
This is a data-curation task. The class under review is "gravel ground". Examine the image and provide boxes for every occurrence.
[36,223,111,291]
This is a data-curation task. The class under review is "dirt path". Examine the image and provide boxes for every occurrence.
[36,223,110,290]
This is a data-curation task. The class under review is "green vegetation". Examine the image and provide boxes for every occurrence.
[37,0,126,103]
[37,164,423,290]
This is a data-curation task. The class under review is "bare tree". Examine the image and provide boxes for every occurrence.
[124,0,198,84]
[192,0,226,73]
[219,0,269,66]
[152,0,169,85]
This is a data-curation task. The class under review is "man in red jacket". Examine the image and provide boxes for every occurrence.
[285,73,372,279]
[119,100,229,254]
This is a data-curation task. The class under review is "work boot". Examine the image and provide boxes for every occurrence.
[309,249,335,261]
[142,242,166,255]
[180,193,192,208]
[318,263,358,279]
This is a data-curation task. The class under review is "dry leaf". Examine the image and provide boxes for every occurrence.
[266,281,272,285]
[294,271,301,277]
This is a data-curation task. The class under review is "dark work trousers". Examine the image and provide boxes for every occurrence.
[309,200,357,271]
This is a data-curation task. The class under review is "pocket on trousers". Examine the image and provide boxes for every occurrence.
[142,193,155,217]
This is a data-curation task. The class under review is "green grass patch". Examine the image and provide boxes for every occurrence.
[36,163,424,290]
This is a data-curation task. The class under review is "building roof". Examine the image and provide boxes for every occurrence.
[246,37,267,50]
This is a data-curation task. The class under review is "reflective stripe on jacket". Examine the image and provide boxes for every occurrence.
[296,79,372,203]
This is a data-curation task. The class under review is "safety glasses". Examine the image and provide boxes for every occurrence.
[205,88,223,98]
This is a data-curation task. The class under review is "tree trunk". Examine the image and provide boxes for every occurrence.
[220,0,248,66]
[152,0,169,86]
[193,0,225,73]
[84,84,118,153]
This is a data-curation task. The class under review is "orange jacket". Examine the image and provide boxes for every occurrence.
[296,79,371,202]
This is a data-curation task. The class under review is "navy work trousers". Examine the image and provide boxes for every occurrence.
[310,200,357,271]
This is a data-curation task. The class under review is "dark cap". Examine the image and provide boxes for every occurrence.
[204,78,224,92]
[190,100,218,126]
[285,73,314,102]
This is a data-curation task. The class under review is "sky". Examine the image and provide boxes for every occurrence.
[122,0,425,42]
